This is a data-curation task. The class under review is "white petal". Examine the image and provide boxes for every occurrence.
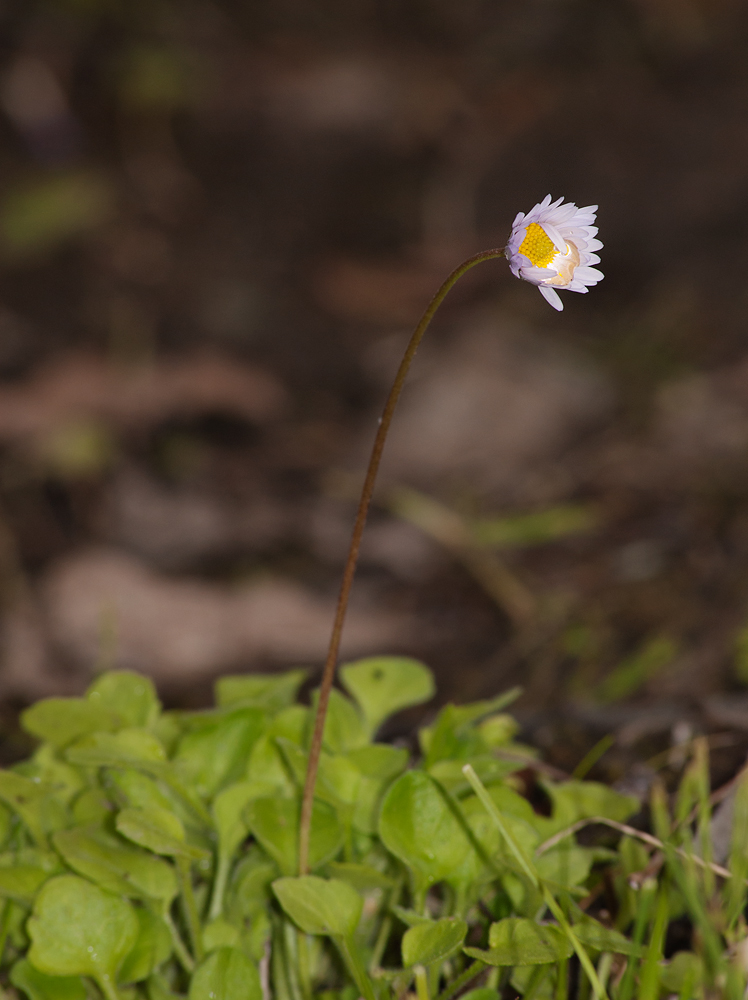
[540,223,567,254]
[575,266,604,282]
[539,285,563,311]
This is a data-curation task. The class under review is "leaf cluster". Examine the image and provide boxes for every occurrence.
[0,661,744,999]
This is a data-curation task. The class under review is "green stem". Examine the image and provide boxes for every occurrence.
[616,877,656,1000]
[298,248,506,875]
[0,900,10,967]
[462,764,538,885]
[163,907,195,973]
[414,965,430,1000]
[338,934,378,1000]
[208,851,231,921]
[637,887,669,1000]
[369,913,392,976]
[436,960,485,1000]
[296,929,313,1000]
[95,974,124,1000]
[541,888,608,1000]
[177,856,205,963]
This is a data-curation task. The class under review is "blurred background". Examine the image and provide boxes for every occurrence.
[1,0,748,783]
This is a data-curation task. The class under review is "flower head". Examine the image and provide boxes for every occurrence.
[505,195,603,311]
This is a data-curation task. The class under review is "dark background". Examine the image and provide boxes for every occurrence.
[1,0,748,783]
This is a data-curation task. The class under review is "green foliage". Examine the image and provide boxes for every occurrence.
[273,876,362,937]
[0,660,743,999]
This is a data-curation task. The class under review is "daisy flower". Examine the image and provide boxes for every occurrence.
[505,195,603,311]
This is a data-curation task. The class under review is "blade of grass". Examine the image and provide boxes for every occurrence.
[462,764,608,1000]
[637,884,669,1000]
[616,876,657,1000]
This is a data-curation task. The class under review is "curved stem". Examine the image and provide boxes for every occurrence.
[298,248,505,874]
[177,856,204,963]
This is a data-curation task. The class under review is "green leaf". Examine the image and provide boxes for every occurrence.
[420,690,521,767]
[10,958,86,1000]
[272,876,362,937]
[346,744,408,781]
[459,992,501,1000]
[659,951,704,993]
[318,754,362,807]
[215,671,306,713]
[104,769,175,814]
[66,729,167,768]
[245,735,296,795]
[118,907,172,983]
[402,917,467,967]
[53,825,178,902]
[0,865,54,905]
[345,745,408,834]
[535,845,593,889]
[571,919,644,956]
[202,918,240,952]
[378,771,475,888]
[464,918,574,966]
[427,756,523,795]
[173,708,266,800]
[116,807,209,862]
[212,782,268,862]
[21,698,121,750]
[189,946,262,1000]
[0,771,63,847]
[244,797,343,876]
[340,657,434,738]
[27,874,139,983]
[312,688,367,753]
[325,862,394,892]
[87,671,161,729]
[533,780,639,838]
[391,906,431,927]
[23,745,86,805]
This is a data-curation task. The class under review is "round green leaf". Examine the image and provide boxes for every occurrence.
[340,657,435,737]
[66,729,167,768]
[0,865,54,905]
[87,672,161,729]
[378,771,475,886]
[173,708,266,800]
[272,876,362,937]
[402,917,467,968]
[216,671,306,712]
[21,699,121,750]
[28,874,139,983]
[53,826,178,902]
[244,796,343,876]
[535,845,593,889]
[464,918,574,967]
[10,958,86,1000]
[116,806,207,862]
[118,907,172,983]
[189,946,262,1000]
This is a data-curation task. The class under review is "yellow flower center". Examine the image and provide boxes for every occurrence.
[518,222,558,268]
